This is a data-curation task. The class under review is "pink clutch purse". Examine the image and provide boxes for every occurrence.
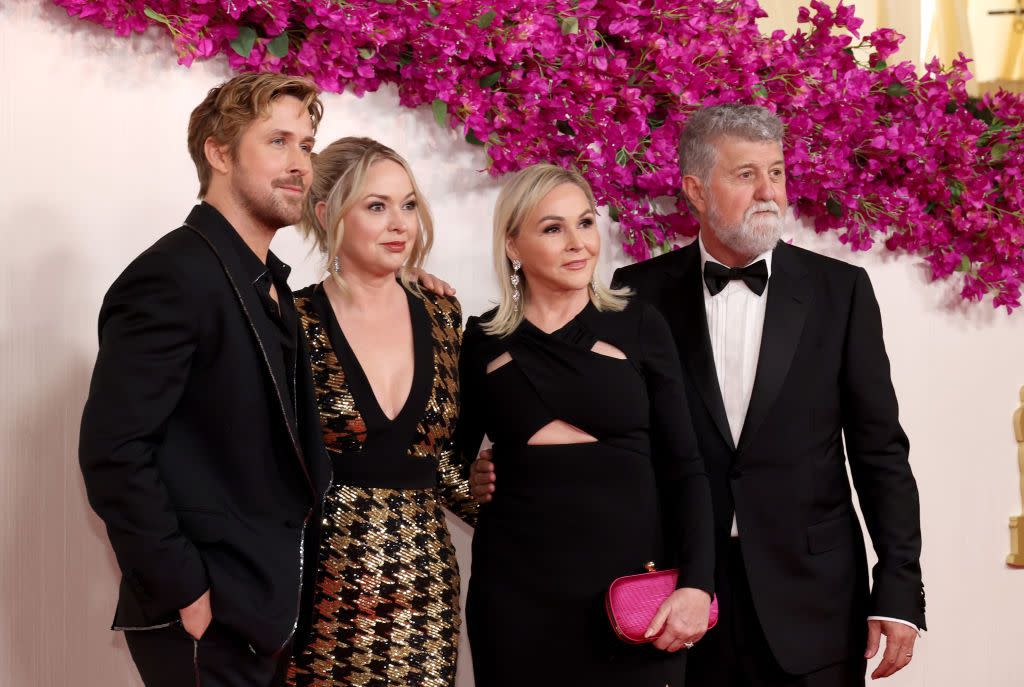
[605,562,719,644]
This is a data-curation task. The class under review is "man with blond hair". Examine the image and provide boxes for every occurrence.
[80,72,331,686]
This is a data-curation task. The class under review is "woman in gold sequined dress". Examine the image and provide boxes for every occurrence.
[286,138,477,687]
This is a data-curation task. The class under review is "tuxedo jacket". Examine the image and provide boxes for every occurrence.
[613,240,925,675]
[79,204,331,655]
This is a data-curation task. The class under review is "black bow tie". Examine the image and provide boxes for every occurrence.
[703,259,769,296]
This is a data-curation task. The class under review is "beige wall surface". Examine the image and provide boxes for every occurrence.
[762,0,1024,93]
[2,1,1024,685]
[759,0,922,66]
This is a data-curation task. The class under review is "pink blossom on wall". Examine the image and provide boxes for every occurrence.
[53,0,1024,311]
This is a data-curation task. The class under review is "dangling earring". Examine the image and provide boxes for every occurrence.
[591,273,599,292]
[510,259,522,308]
[330,255,341,273]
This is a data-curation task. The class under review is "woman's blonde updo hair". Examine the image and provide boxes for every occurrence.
[301,137,434,294]
[483,163,631,338]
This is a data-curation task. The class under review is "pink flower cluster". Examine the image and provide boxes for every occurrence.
[53,0,1024,311]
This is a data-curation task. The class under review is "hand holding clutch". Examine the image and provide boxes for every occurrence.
[606,564,719,648]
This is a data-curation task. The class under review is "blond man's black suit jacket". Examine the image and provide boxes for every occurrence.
[80,203,331,656]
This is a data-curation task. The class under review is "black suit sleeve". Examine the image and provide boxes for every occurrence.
[79,250,209,617]
[638,304,715,595]
[842,268,925,629]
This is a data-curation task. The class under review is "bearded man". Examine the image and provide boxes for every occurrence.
[614,104,926,686]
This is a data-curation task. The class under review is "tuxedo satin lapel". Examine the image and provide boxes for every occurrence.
[664,244,735,451]
[738,243,809,453]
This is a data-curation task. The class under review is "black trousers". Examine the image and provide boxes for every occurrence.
[687,540,865,687]
[123,621,290,687]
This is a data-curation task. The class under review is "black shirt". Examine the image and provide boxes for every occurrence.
[207,202,299,409]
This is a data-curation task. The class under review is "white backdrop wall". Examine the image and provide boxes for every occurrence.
[2,2,1024,685]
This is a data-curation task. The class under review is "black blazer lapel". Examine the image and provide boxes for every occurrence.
[663,243,735,451]
[738,242,810,453]
[182,210,309,485]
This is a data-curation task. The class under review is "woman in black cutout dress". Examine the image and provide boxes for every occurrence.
[458,164,715,686]
[286,138,476,687]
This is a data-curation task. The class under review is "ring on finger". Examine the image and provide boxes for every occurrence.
[684,641,695,649]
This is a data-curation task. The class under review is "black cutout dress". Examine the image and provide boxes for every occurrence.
[459,300,714,686]
[287,284,476,687]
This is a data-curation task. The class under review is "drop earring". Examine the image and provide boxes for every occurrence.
[510,259,522,308]
[330,255,341,273]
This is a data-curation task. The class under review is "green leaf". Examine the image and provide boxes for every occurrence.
[475,10,497,28]
[267,33,290,58]
[752,84,768,98]
[428,4,440,17]
[478,71,501,88]
[608,205,621,222]
[230,26,258,58]
[358,46,376,60]
[615,147,630,167]
[923,202,937,215]
[956,255,972,272]
[431,99,448,128]
[886,82,910,97]
[143,7,171,26]
[465,129,485,146]
[558,16,579,35]
[870,59,888,72]
[376,0,397,4]
[948,178,965,204]
[556,120,575,136]
[488,132,502,144]
[991,142,1010,162]
[826,196,844,218]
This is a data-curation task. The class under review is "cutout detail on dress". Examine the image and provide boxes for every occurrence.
[486,352,513,374]
[526,419,598,445]
[590,340,627,360]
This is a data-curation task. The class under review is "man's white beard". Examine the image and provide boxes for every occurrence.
[708,198,783,260]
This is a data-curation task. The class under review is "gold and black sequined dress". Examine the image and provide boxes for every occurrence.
[287,284,477,687]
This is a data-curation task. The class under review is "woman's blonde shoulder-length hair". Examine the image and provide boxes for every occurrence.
[300,137,434,296]
[484,163,631,338]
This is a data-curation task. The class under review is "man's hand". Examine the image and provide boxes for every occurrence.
[180,589,213,641]
[407,267,456,297]
[469,449,495,503]
[866,618,918,679]
[645,587,711,652]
